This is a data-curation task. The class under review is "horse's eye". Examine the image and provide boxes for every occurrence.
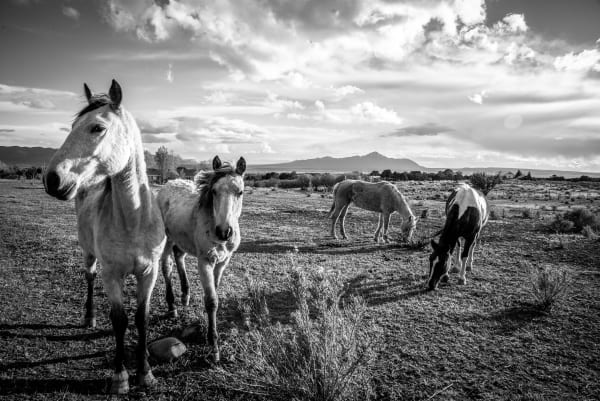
[90,124,105,134]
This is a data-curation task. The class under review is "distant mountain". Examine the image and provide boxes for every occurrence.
[251,152,424,173]
[0,146,57,167]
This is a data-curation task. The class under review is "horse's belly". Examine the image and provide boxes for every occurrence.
[353,197,381,213]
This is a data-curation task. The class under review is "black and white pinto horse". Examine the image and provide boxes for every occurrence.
[428,183,489,290]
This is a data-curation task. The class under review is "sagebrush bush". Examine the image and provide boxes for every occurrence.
[210,267,378,401]
[548,215,575,233]
[562,208,600,232]
[522,209,533,219]
[489,209,499,220]
[582,225,598,239]
[529,266,570,311]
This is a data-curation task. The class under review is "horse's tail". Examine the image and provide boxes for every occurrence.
[328,182,341,218]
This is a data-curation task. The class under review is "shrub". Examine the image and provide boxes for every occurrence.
[562,208,600,232]
[489,209,499,220]
[582,225,598,239]
[420,209,429,219]
[522,209,533,219]
[209,268,378,401]
[548,215,575,233]
[469,172,502,195]
[529,266,570,312]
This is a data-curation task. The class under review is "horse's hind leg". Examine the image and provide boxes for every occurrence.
[83,253,97,328]
[160,240,177,318]
[330,202,345,239]
[458,236,475,285]
[198,259,220,363]
[339,204,350,239]
[466,233,479,272]
[449,239,461,273]
[173,245,190,306]
[104,275,129,394]
[134,266,159,388]
[373,213,383,242]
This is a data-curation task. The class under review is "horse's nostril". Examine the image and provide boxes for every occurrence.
[45,171,60,193]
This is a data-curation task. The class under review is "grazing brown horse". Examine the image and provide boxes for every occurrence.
[157,156,246,362]
[43,80,166,394]
[329,179,416,242]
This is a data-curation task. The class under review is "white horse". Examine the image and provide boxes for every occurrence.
[428,183,489,290]
[157,156,246,363]
[329,179,416,242]
[43,80,166,394]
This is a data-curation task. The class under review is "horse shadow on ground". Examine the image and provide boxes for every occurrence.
[0,378,107,396]
[0,350,109,371]
[341,273,428,307]
[238,237,417,256]
[467,302,548,335]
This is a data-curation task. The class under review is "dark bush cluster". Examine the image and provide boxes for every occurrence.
[548,207,600,234]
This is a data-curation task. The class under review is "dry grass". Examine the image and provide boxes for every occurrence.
[528,265,570,312]
[1,179,599,400]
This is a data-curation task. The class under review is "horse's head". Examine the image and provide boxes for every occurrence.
[428,239,450,290]
[401,215,417,241]
[199,156,246,243]
[44,79,135,200]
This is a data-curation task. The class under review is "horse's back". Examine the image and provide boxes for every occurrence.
[157,180,200,254]
[447,183,488,229]
[350,180,397,212]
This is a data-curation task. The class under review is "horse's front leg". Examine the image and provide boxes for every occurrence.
[198,259,220,362]
[104,275,129,394]
[83,252,97,328]
[458,236,475,285]
[135,264,159,387]
[160,240,177,318]
[173,245,190,306]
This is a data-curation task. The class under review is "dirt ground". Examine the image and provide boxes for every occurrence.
[1,179,599,400]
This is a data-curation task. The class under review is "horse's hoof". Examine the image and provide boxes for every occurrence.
[137,371,158,387]
[466,265,472,272]
[457,278,467,285]
[440,275,449,283]
[181,294,190,306]
[449,266,460,273]
[166,309,178,319]
[83,317,96,328]
[110,371,129,394]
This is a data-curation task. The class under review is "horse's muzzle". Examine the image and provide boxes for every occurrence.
[215,226,233,242]
[44,170,76,200]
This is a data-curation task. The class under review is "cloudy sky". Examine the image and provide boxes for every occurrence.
[1,0,599,171]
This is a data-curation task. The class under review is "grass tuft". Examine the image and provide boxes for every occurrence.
[529,265,570,312]
[208,266,378,401]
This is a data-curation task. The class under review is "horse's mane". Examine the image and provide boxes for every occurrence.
[76,94,117,118]
[194,162,237,209]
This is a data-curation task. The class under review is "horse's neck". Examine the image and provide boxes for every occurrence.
[393,192,413,219]
[109,145,152,229]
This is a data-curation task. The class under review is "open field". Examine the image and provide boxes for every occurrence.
[1,178,599,400]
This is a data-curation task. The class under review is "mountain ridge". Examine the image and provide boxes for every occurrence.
[1,146,598,178]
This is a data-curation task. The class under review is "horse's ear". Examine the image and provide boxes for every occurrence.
[212,155,222,170]
[430,239,439,251]
[83,83,92,103]
[236,157,246,175]
[109,79,122,109]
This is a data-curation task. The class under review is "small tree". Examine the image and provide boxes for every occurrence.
[469,172,502,195]
[154,146,174,184]
[514,169,522,179]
